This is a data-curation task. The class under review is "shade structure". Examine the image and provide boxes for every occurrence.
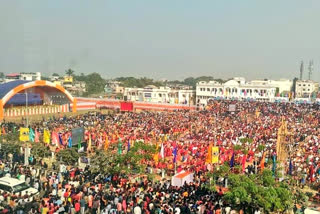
[171,171,194,187]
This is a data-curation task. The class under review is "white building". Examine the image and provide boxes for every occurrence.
[295,80,319,98]
[196,77,277,105]
[5,72,41,82]
[124,85,195,105]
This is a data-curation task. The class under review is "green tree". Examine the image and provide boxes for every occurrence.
[65,68,75,77]
[223,170,295,213]
[0,72,5,79]
[56,148,80,165]
[30,142,51,159]
[52,73,60,77]
[90,141,156,175]
[83,72,106,96]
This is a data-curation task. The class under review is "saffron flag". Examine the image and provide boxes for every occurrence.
[43,129,51,144]
[242,154,247,173]
[205,144,213,164]
[87,134,92,152]
[260,152,266,172]
[19,128,30,142]
[153,143,160,163]
[29,128,35,142]
[104,136,109,151]
[212,146,219,164]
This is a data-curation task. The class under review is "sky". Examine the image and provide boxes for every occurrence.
[0,0,320,81]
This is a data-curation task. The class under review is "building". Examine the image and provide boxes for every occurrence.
[124,86,195,105]
[5,72,41,82]
[196,77,277,105]
[104,81,124,95]
[295,80,319,98]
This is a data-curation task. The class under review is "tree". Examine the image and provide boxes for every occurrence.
[52,73,60,77]
[0,72,4,79]
[56,148,80,165]
[83,73,106,96]
[223,170,296,213]
[90,141,156,175]
[30,142,51,159]
[65,69,75,77]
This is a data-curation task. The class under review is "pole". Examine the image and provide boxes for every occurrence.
[26,91,29,127]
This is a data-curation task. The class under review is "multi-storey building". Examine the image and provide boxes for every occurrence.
[124,85,195,105]
[5,72,41,82]
[295,80,319,98]
[196,77,279,105]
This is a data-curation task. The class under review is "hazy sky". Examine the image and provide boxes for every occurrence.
[1,1,320,81]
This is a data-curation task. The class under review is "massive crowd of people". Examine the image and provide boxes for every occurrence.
[0,100,320,213]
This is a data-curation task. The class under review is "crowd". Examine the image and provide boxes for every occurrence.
[0,100,320,213]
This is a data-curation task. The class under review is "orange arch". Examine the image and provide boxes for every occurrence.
[0,80,77,120]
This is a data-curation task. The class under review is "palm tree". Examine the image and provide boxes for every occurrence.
[65,69,75,77]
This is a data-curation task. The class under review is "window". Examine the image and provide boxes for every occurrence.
[207,88,210,91]
[0,184,13,193]
[298,84,301,86]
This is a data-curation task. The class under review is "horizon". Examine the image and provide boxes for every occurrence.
[1,1,320,81]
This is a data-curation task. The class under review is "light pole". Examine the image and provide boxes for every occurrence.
[25,91,28,127]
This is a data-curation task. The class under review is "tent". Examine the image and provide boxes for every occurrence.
[171,171,194,187]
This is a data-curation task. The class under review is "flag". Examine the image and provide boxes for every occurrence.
[51,131,59,146]
[29,128,35,142]
[205,144,213,164]
[272,154,277,176]
[43,129,51,144]
[260,152,266,172]
[127,140,130,152]
[153,143,160,163]
[212,146,219,164]
[2,127,5,135]
[68,136,72,148]
[117,138,122,155]
[87,134,92,152]
[58,134,63,146]
[78,136,83,152]
[160,143,164,159]
[173,147,178,163]
[35,129,40,143]
[104,136,109,151]
[242,154,247,173]
[288,158,293,176]
[230,152,235,168]
[19,128,30,142]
